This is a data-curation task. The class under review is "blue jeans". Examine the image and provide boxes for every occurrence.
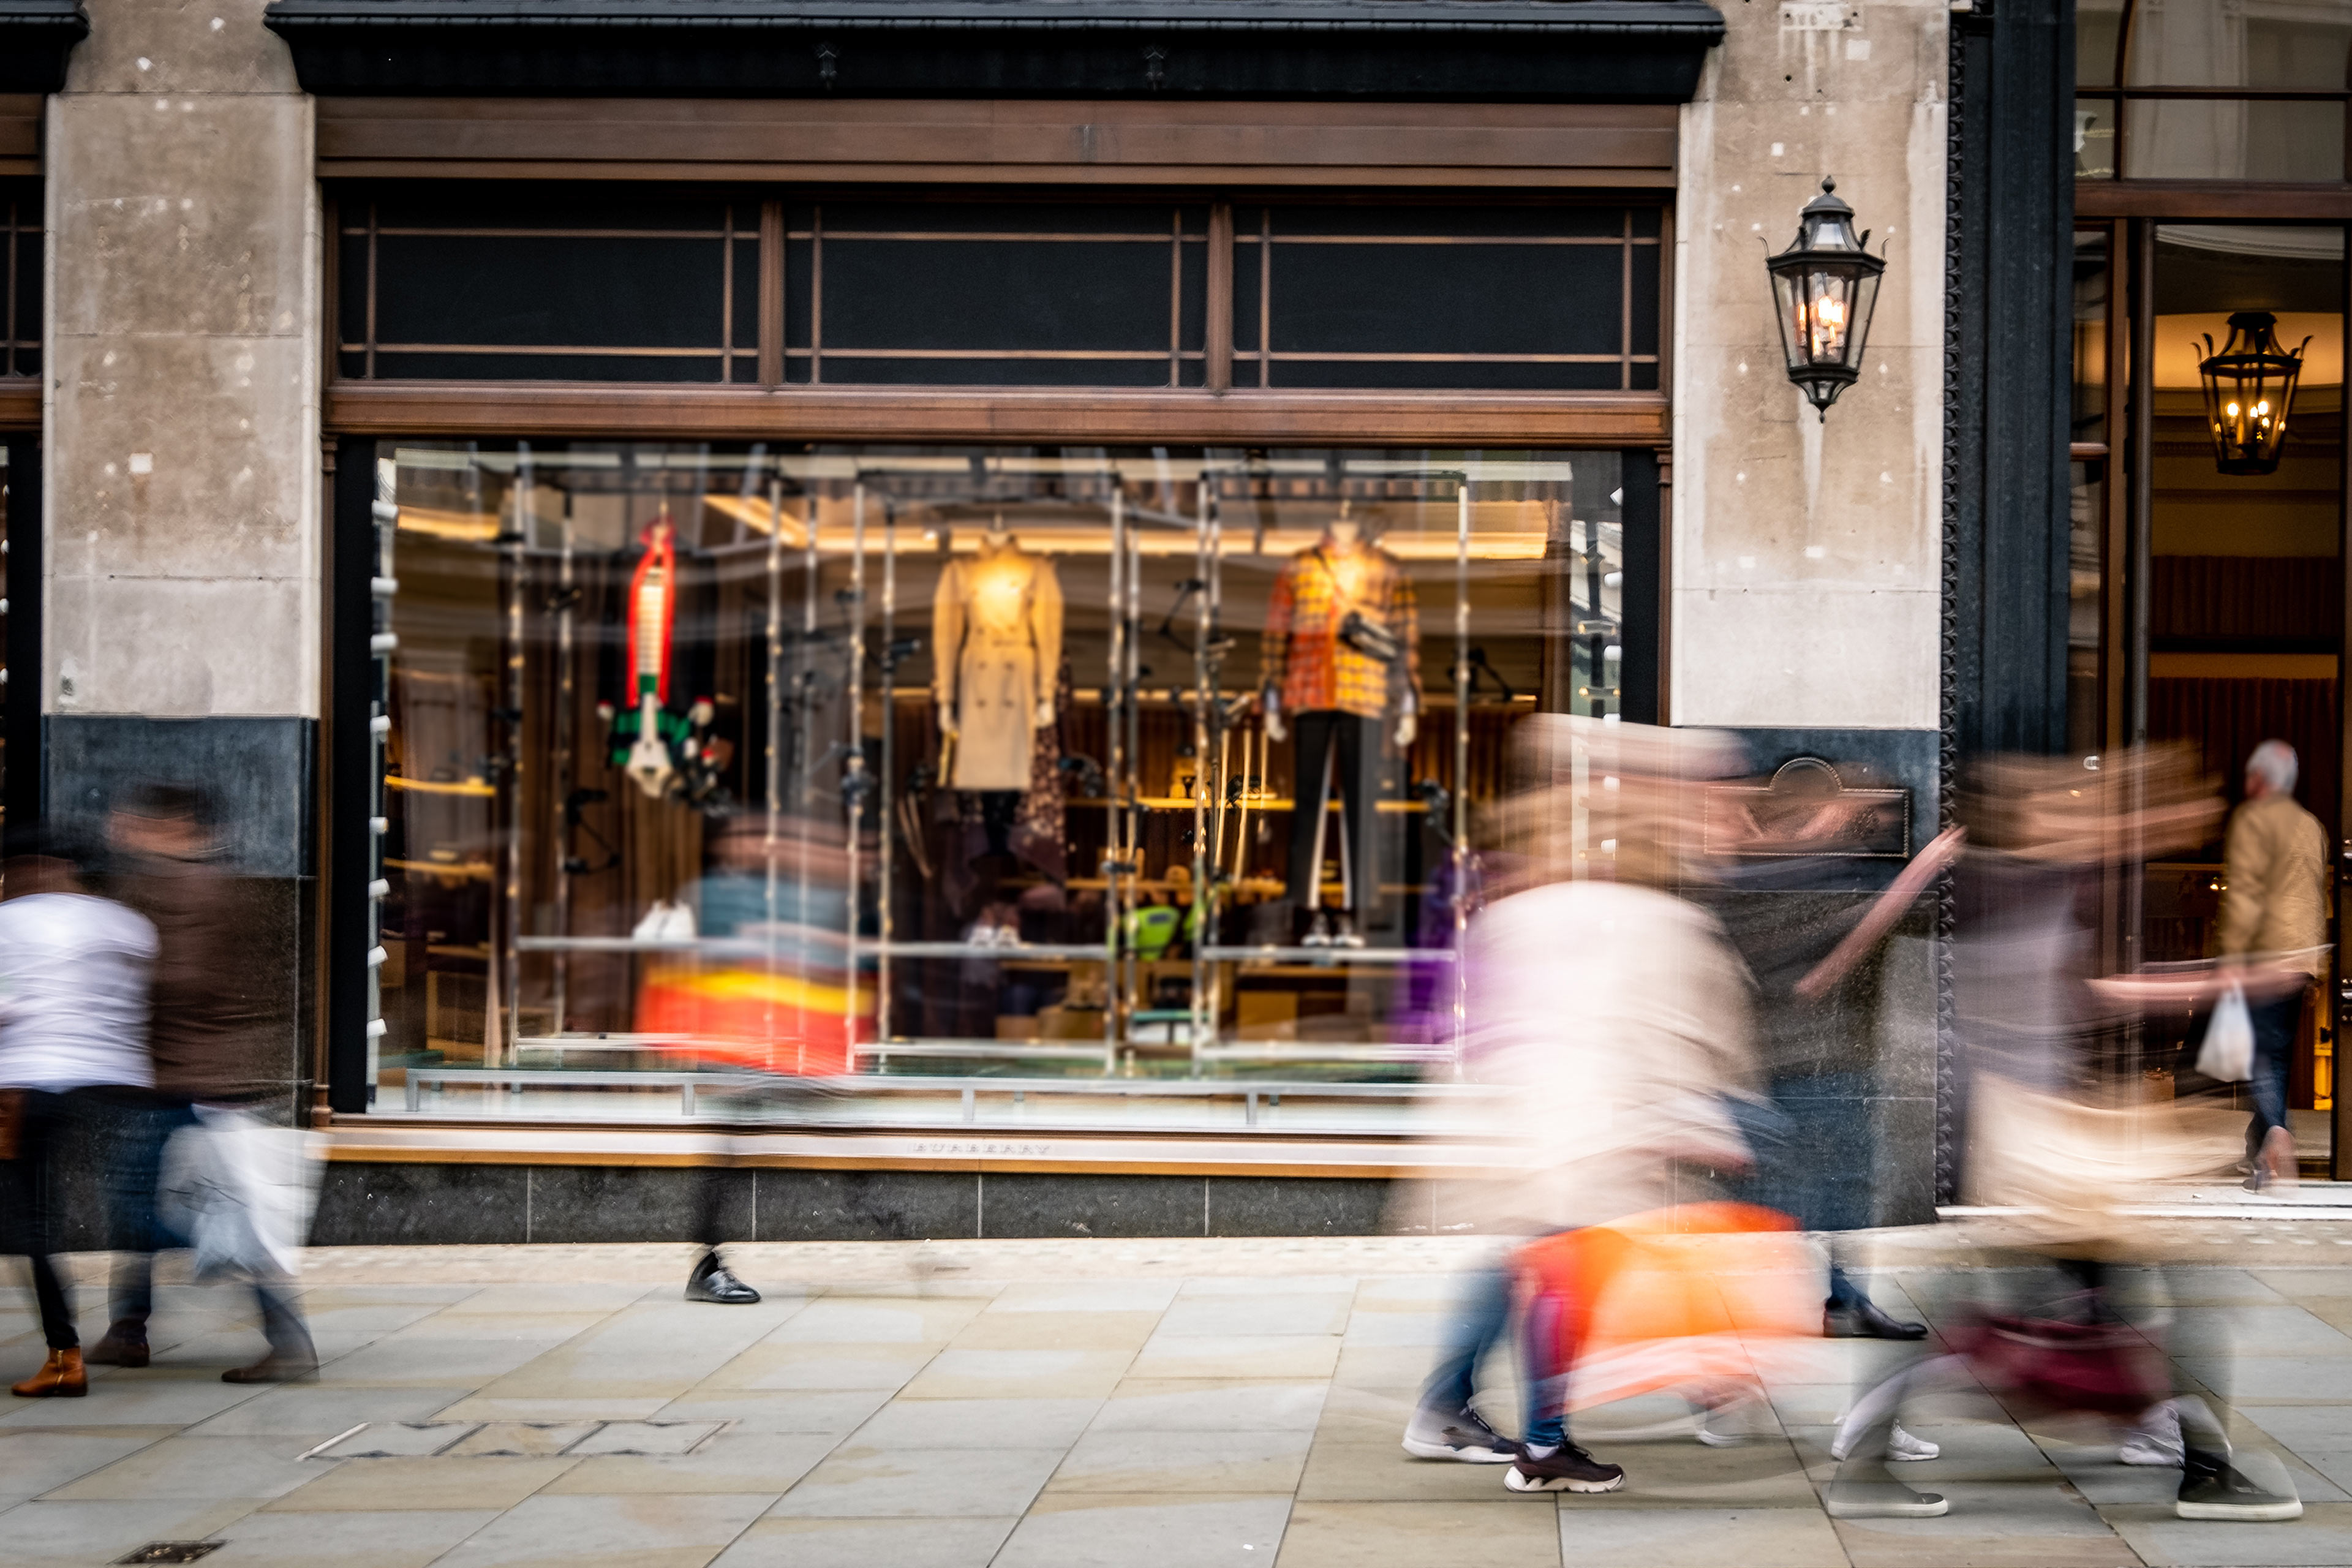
[107,1099,198,1328]
[1421,1246,1577,1450]
[107,1101,314,1362]
[2246,989,2304,1156]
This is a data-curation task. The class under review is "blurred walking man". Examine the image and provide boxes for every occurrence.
[2220,740,2328,1192]
[90,784,318,1381]
[0,824,159,1398]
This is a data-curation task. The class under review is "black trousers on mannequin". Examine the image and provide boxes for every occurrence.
[1287,711,1384,919]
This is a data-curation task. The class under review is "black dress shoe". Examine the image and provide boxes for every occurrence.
[685,1251,762,1305]
[1823,1298,1928,1340]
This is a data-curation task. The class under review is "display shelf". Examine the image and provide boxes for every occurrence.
[1200,944,1458,965]
[860,940,1107,962]
[1067,796,1428,813]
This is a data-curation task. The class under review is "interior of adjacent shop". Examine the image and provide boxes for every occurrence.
[2074,221,2347,1145]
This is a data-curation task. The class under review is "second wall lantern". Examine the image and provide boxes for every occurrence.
[1767,178,1886,418]
[2198,311,2308,477]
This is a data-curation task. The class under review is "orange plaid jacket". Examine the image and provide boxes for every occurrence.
[1262,544,1421,721]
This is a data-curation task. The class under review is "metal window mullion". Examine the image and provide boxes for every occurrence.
[1168,208,1183,388]
[721,205,736,385]
[4,197,17,372]
[811,205,825,385]
[1258,209,1273,389]
[364,202,379,379]
[1620,208,1634,390]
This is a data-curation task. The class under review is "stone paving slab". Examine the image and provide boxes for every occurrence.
[9,1237,2352,1565]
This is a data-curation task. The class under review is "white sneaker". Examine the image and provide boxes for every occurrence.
[2119,1401,2185,1467]
[633,900,673,941]
[660,902,699,941]
[1831,1422,1941,1463]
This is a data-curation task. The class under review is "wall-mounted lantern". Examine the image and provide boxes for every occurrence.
[1766,178,1886,419]
[2198,311,2308,477]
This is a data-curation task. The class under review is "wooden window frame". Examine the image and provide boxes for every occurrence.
[323,183,1676,449]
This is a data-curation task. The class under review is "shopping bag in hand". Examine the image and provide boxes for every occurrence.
[2196,981,2255,1083]
[156,1108,324,1282]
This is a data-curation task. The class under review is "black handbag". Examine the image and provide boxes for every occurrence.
[1316,549,1403,665]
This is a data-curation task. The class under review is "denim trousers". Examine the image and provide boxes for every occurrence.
[1421,1243,1577,1450]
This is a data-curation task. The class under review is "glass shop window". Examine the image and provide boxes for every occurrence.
[364,445,1645,1120]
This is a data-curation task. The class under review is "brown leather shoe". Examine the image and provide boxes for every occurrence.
[222,1354,317,1385]
[85,1323,149,1368]
[12,1347,88,1398]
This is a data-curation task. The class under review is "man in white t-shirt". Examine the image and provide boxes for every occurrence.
[0,825,159,1398]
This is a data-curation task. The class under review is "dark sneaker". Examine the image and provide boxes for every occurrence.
[1825,1479,1950,1518]
[1403,1404,1520,1463]
[2177,1454,2303,1521]
[1823,1299,1929,1341]
[85,1323,149,1368]
[685,1252,761,1305]
[1504,1444,1626,1493]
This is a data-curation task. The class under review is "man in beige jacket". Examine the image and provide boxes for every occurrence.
[2219,739,2329,1191]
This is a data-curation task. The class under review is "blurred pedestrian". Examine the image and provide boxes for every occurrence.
[93,783,317,1382]
[1404,717,1760,1495]
[2217,740,2326,1191]
[0,823,159,1398]
[654,813,861,1304]
[1708,851,1929,1344]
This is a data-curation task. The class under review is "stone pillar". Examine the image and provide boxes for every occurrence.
[1673,0,1950,1226]
[42,0,318,1111]
[1674,0,1947,736]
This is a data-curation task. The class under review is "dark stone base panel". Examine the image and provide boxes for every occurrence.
[308,1164,1400,1245]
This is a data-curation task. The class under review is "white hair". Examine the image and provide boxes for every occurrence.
[2247,739,2299,795]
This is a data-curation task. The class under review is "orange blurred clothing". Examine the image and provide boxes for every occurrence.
[1262,540,1420,720]
[636,963,871,1077]
[1517,1203,1817,1412]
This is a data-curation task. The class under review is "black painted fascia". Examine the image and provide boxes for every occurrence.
[261,0,1726,100]
[0,0,88,93]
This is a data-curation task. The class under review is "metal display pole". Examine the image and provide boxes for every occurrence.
[764,473,784,1047]
[500,445,531,1066]
[1453,477,1472,1074]
[1105,483,1126,1072]
[1189,472,1213,1073]
[550,476,575,1034]
[878,500,897,1044]
[845,483,868,1054]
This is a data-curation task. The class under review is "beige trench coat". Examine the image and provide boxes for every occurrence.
[933,541,1064,792]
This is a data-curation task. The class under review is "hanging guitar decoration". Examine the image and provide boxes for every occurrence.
[599,509,734,810]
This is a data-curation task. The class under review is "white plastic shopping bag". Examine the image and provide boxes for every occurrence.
[2196,981,2255,1084]
[156,1107,324,1281]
